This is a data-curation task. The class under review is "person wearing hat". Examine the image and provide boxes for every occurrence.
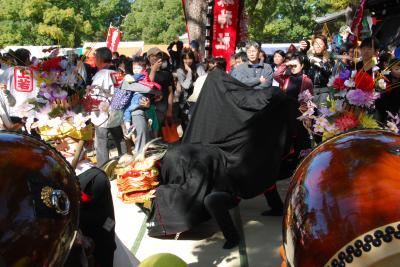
[147,47,174,136]
[332,25,354,54]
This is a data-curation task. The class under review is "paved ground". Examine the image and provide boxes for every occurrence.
[112,178,290,267]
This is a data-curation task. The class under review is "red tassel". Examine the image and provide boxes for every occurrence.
[81,192,91,202]
[264,184,277,193]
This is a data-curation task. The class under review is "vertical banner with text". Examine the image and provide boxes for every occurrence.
[106,27,122,53]
[351,0,366,43]
[212,0,240,72]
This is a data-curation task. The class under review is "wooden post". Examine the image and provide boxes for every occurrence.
[71,140,85,169]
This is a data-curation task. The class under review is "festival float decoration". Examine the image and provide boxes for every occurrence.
[8,53,98,164]
[12,53,97,169]
[114,139,167,204]
[26,63,94,141]
[298,67,397,142]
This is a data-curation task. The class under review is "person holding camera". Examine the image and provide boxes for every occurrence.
[268,53,314,215]
[306,35,333,105]
[147,47,174,136]
[167,40,184,71]
[307,35,332,86]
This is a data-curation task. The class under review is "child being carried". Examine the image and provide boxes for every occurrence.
[110,57,161,154]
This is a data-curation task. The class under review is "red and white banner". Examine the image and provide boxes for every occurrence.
[351,0,366,40]
[212,0,240,72]
[181,0,190,40]
[106,27,122,53]
[14,67,34,92]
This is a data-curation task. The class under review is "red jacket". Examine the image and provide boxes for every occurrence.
[138,70,161,90]
[273,64,313,104]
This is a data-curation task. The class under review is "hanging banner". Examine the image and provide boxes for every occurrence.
[106,27,122,53]
[181,0,190,40]
[212,0,240,72]
[351,0,366,41]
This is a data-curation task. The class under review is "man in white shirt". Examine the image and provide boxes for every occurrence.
[90,47,127,167]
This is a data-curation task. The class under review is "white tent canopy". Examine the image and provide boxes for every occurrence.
[82,41,144,50]
[1,46,79,59]
[261,43,300,55]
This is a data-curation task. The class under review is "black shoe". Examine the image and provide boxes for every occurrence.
[261,209,284,216]
[223,238,240,249]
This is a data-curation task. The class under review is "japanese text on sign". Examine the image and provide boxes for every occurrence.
[218,10,233,29]
[212,0,239,71]
[217,0,234,7]
[14,68,33,92]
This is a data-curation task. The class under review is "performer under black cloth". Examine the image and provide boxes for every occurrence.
[147,69,295,248]
[78,165,116,267]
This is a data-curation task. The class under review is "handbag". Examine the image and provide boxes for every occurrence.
[161,123,180,143]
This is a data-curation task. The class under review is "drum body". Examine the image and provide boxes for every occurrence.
[0,132,80,267]
[283,130,400,267]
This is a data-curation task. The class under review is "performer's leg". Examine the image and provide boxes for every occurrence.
[155,109,165,137]
[262,184,284,216]
[131,111,151,154]
[108,126,127,156]
[204,192,240,249]
[95,126,109,167]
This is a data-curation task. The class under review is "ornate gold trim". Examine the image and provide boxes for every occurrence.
[41,186,54,208]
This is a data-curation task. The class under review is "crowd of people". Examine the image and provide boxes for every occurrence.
[0,24,400,266]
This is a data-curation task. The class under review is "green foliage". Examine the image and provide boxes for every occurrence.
[0,0,131,47]
[0,0,351,47]
[245,0,350,42]
[121,0,186,44]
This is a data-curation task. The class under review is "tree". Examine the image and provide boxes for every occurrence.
[0,0,354,47]
[121,0,186,44]
[182,0,207,52]
[0,0,131,47]
[244,0,351,42]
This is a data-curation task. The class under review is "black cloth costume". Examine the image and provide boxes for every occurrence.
[78,167,116,267]
[147,69,295,237]
[375,75,400,122]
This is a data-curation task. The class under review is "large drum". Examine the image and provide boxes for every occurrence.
[0,131,80,267]
[282,130,400,267]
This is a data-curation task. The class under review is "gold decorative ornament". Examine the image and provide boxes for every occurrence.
[40,186,70,215]
[41,186,54,208]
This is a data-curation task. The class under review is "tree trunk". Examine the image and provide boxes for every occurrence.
[183,0,208,54]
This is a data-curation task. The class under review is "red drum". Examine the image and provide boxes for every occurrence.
[0,131,80,267]
[282,130,400,267]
